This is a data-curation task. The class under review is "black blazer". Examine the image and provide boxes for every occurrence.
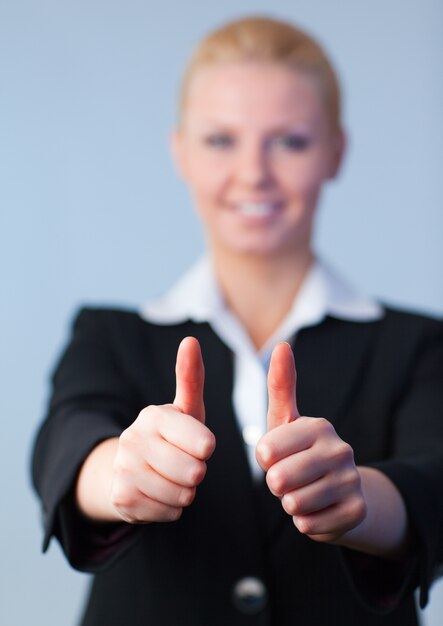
[32,307,443,626]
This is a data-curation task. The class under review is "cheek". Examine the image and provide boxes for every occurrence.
[277,155,331,197]
[187,159,229,202]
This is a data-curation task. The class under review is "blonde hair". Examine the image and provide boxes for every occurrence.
[179,15,342,132]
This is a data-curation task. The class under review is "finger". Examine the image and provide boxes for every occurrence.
[144,435,207,487]
[112,486,183,524]
[131,494,183,524]
[173,336,205,423]
[265,447,326,496]
[292,496,366,538]
[157,408,215,460]
[135,466,197,509]
[256,416,313,471]
[267,342,300,430]
[281,475,350,517]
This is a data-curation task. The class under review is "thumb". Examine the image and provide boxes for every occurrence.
[267,342,300,430]
[173,336,205,423]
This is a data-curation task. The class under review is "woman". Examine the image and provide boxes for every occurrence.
[32,16,443,625]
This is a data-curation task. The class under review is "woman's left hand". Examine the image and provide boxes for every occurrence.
[256,342,367,544]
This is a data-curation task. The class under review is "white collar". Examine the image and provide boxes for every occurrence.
[140,255,383,356]
[140,256,383,365]
[141,256,223,325]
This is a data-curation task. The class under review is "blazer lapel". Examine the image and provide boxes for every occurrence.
[294,316,379,424]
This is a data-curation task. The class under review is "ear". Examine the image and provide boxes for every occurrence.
[170,128,188,180]
[327,129,346,180]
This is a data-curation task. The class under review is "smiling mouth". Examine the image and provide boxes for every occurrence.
[234,201,281,218]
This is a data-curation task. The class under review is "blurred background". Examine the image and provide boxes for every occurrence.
[1,1,442,624]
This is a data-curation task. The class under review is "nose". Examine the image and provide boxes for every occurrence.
[235,141,273,189]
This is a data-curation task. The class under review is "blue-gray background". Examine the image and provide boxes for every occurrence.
[1,1,442,625]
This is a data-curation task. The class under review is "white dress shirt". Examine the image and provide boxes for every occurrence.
[141,257,383,479]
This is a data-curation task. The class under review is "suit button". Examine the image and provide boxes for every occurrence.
[232,577,268,614]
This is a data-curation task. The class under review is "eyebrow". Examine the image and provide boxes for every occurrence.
[193,119,314,133]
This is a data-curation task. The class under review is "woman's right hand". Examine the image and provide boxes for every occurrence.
[76,337,216,524]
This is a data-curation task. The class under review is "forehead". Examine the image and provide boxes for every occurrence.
[183,61,327,129]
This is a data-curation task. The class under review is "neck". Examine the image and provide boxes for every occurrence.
[211,246,314,350]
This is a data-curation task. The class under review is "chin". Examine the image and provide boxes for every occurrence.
[218,235,299,258]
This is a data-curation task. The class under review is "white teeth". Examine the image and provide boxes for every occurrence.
[237,202,276,217]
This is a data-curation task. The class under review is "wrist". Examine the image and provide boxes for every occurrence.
[76,437,121,522]
[334,466,411,559]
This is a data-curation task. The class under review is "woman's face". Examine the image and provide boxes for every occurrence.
[172,61,344,258]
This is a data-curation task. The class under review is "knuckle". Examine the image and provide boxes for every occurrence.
[112,449,125,469]
[349,497,367,525]
[314,417,334,436]
[119,426,137,447]
[112,460,130,481]
[332,441,354,466]
[256,439,274,468]
[295,515,315,535]
[189,461,207,486]
[167,507,183,522]
[282,493,300,516]
[343,468,361,491]
[179,487,196,507]
[198,431,216,459]
[111,484,137,512]
[112,448,133,472]
[139,405,156,422]
[266,466,286,495]
[137,404,166,428]
[255,441,267,466]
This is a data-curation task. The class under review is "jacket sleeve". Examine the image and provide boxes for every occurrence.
[342,315,443,611]
[31,308,144,572]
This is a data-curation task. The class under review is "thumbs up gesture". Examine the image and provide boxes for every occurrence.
[256,343,367,543]
[110,337,216,524]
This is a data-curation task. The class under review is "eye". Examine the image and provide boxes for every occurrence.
[273,134,311,151]
[204,133,235,149]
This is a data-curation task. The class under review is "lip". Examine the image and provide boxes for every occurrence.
[229,200,283,220]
